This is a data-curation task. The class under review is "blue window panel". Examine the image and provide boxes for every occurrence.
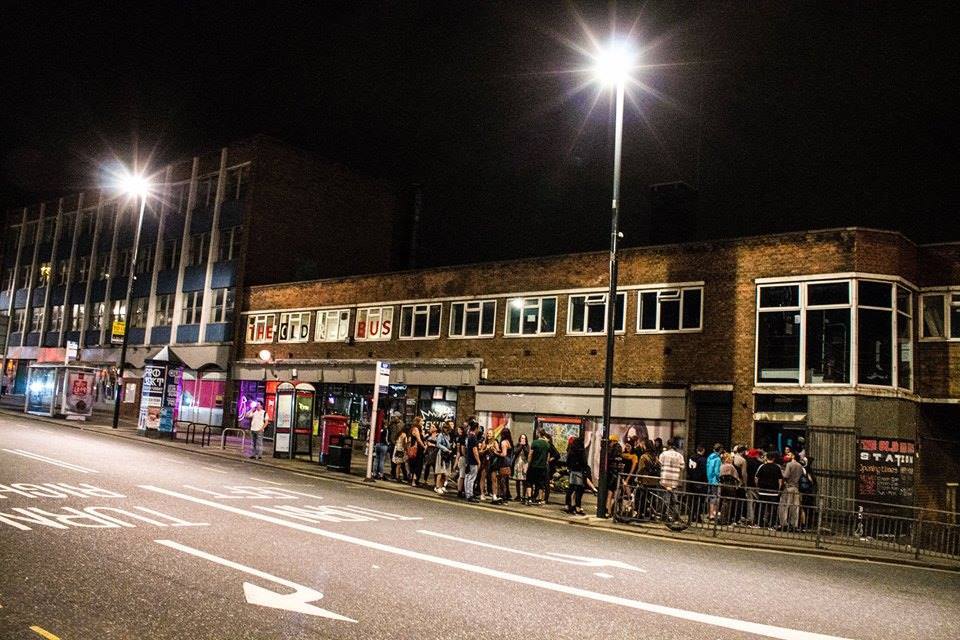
[190,207,214,232]
[219,200,244,228]
[128,327,146,345]
[89,280,107,302]
[150,325,171,345]
[32,287,46,306]
[204,322,232,343]
[8,332,21,345]
[132,277,151,297]
[43,332,59,347]
[156,270,178,295]
[49,286,66,305]
[176,324,200,343]
[0,291,8,309]
[211,262,235,289]
[14,289,28,308]
[181,265,206,292]
[3,254,16,268]
[68,287,86,305]
[84,330,102,345]
[24,332,39,346]
[63,331,80,345]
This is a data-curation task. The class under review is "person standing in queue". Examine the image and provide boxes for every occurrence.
[565,434,587,515]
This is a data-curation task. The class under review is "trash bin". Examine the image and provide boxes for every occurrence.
[326,434,354,472]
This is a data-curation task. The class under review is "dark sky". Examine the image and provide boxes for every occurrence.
[2,1,959,267]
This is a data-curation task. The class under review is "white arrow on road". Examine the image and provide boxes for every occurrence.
[154,539,355,622]
[417,529,647,573]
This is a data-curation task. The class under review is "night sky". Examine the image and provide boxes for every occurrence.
[2,1,958,268]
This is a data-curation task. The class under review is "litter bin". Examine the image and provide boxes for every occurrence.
[326,434,354,472]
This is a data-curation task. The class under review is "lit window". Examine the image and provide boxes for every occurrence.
[69,304,85,331]
[399,303,442,339]
[48,305,63,332]
[29,307,44,333]
[355,306,394,341]
[315,309,351,342]
[449,300,496,338]
[504,296,556,336]
[278,310,311,342]
[88,302,105,331]
[568,293,625,335]
[129,297,149,328]
[245,313,276,344]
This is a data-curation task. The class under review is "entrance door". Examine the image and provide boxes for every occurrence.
[807,426,857,502]
[753,421,805,455]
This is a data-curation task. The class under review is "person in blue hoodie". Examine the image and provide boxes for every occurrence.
[706,443,723,521]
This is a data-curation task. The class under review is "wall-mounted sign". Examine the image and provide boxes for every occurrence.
[856,437,915,504]
[246,314,277,344]
[111,320,126,345]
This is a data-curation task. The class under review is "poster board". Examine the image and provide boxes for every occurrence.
[63,370,95,418]
[856,437,915,504]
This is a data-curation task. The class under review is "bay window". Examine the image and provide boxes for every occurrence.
[921,292,960,340]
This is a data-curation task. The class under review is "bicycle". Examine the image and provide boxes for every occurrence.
[614,477,690,532]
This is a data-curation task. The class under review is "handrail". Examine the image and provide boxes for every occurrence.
[221,427,247,452]
[177,421,196,444]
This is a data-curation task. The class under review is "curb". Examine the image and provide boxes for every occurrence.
[3,408,958,573]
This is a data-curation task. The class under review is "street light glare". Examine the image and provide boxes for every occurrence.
[592,43,635,86]
[118,172,152,199]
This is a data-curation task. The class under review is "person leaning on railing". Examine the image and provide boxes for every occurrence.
[658,439,685,515]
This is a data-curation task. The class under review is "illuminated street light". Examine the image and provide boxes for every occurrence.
[110,168,154,429]
[593,40,636,518]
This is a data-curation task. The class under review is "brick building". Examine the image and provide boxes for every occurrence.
[1,135,398,423]
[234,227,960,510]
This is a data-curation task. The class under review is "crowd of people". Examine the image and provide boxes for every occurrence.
[371,415,597,514]
[609,435,818,532]
[370,414,818,532]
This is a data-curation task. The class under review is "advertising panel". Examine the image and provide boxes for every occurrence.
[856,437,915,503]
[138,364,166,430]
[26,368,56,416]
[63,370,95,417]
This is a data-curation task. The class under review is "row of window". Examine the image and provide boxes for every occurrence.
[4,288,234,334]
[245,287,706,344]
[755,279,913,390]
[0,228,243,291]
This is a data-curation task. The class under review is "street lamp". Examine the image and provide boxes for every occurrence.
[111,170,153,429]
[592,41,636,518]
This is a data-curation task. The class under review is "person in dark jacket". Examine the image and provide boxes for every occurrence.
[687,445,708,522]
[564,435,587,515]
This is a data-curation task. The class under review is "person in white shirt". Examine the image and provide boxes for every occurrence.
[245,401,267,459]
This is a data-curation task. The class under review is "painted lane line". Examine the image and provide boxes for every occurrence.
[249,477,285,486]
[418,530,646,572]
[155,539,354,621]
[29,626,62,640]
[594,572,613,579]
[140,485,854,640]
[161,457,186,464]
[200,466,229,474]
[3,448,98,473]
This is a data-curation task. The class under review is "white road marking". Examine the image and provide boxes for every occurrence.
[418,530,645,572]
[2,449,98,473]
[594,572,613,579]
[200,467,229,474]
[248,477,285,486]
[141,485,854,640]
[155,539,354,621]
[161,457,186,464]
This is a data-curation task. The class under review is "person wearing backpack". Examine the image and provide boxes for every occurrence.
[706,443,723,521]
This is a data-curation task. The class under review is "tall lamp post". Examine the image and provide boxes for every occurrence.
[593,43,634,518]
[112,172,152,429]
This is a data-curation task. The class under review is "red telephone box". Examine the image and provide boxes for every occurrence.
[320,414,349,464]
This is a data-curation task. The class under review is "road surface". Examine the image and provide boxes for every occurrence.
[0,415,956,640]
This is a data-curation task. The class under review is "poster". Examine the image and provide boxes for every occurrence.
[160,367,182,433]
[275,394,293,454]
[584,418,681,483]
[856,438,915,503]
[138,364,166,430]
[537,417,583,461]
[63,371,94,417]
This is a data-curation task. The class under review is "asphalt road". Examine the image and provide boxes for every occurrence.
[0,416,957,640]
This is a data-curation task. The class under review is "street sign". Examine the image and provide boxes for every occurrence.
[365,361,391,480]
[65,340,79,364]
[111,320,126,345]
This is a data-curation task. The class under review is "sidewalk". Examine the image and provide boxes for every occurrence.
[2,406,958,571]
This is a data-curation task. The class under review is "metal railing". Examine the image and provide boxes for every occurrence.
[612,473,960,562]
[220,427,248,452]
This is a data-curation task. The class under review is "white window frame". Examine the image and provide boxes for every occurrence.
[355,306,394,342]
[48,305,63,332]
[180,291,203,325]
[567,292,626,335]
[211,288,234,324]
[130,297,149,328]
[920,290,960,341]
[69,304,85,332]
[448,300,497,339]
[278,310,312,343]
[315,309,351,342]
[399,303,442,340]
[88,302,105,331]
[218,227,241,262]
[188,232,209,266]
[29,307,44,333]
[636,286,703,334]
[154,294,174,327]
[13,308,26,333]
[246,313,276,344]
[504,296,557,337]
